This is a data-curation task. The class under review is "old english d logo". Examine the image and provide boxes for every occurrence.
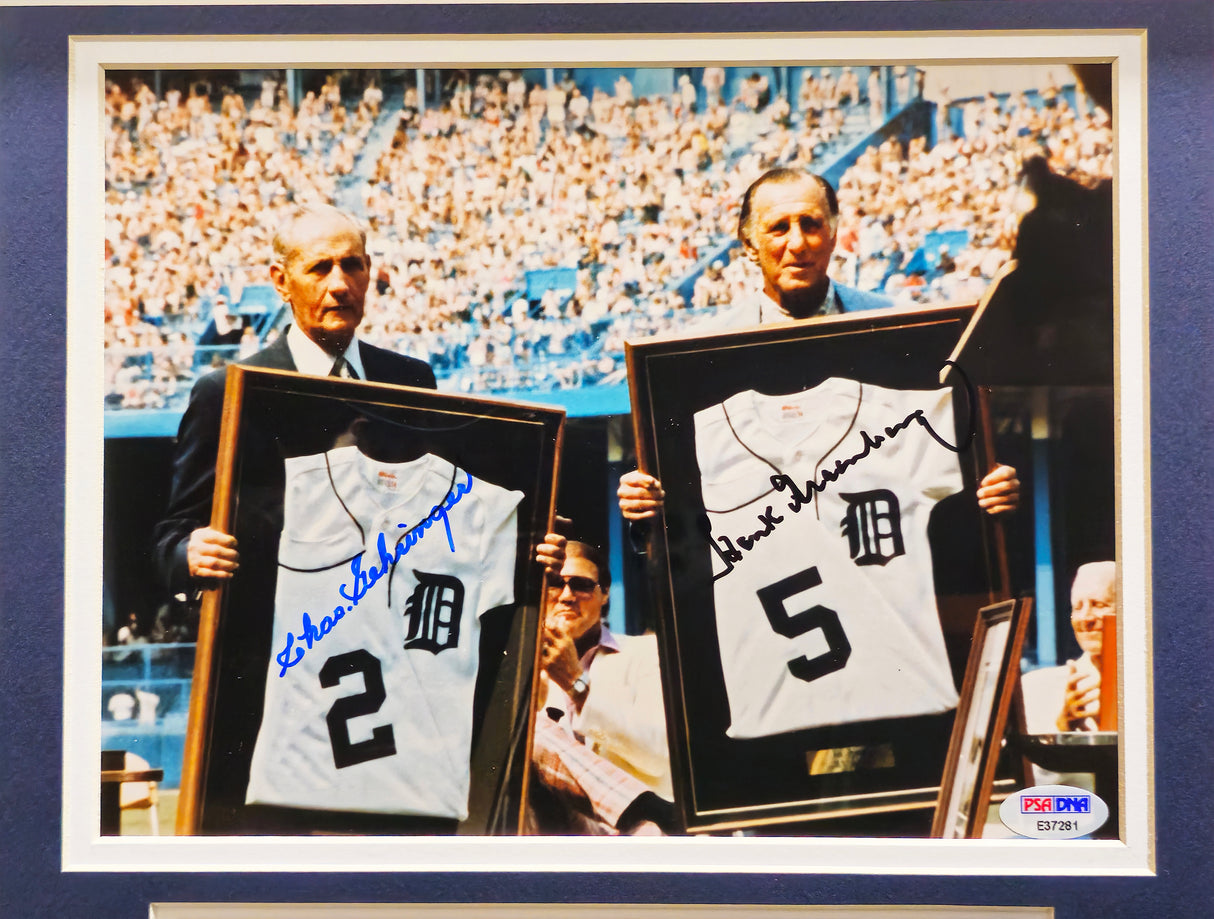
[840,489,905,566]
[403,571,464,654]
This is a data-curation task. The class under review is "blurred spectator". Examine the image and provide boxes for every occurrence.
[116,612,143,645]
[108,692,137,721]
[702,66,725,108]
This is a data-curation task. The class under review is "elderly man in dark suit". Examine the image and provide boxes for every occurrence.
[619,168,1020,517]
[153,205,564,596]
[153,205,564,833]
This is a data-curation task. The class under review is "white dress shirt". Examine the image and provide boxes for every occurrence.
[285,323,366,379]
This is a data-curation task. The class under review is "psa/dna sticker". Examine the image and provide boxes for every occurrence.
[999,784,1109,839]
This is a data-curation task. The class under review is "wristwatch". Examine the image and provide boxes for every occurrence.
[571,674,590,696]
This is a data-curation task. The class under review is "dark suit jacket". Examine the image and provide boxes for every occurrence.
[152,333,436,594]
[834,282,894,313]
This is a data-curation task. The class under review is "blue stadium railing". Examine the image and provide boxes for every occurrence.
[101,642,195,788]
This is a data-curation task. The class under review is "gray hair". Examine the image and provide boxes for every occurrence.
[271,204,368,266]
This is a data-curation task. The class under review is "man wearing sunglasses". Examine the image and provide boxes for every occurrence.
[529,541,674,835]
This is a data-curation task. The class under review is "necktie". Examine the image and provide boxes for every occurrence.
[331,357,359,380]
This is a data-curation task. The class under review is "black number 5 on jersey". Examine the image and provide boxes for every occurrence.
[756,565,852,682]
[319,649,398,769]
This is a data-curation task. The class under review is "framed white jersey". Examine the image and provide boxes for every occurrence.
[694,377,964,739]
[245,445,522,819]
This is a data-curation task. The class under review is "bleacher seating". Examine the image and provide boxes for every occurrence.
[103,66,1112,422]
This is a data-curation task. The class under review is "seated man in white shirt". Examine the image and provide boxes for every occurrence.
[530,540,674,835]
[1022,561,1117,733]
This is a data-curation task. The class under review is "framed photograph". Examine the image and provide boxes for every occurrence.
[60,29,1153,877]
[933,597,1033,839]
[64,29,1152,873]
[2,3,1190,915]
[626,303,1007,833]
[177,367,564,836]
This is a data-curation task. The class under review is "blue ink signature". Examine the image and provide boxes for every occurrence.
[275,470,474,677]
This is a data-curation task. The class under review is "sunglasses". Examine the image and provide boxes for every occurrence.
[546,575,599,595]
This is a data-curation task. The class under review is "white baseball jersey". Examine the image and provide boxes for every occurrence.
[246,445,522,818]
[694,377,963,739]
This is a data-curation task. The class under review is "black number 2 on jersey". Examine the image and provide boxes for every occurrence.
[319,649,398,769]
[756,565,852,682]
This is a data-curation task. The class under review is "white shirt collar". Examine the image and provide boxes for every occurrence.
[285,323,365,379]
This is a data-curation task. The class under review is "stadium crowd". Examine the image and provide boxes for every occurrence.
[105,75,378,408]
[354,72,779,392]
[103,67,1112,409]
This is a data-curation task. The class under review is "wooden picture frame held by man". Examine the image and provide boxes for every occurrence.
[177,367,564,836]
[626,303,1010,834]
